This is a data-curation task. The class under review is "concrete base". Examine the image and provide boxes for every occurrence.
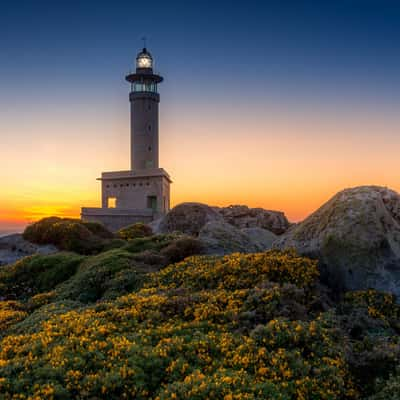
[81,207,161,232]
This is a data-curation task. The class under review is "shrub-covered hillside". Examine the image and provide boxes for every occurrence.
[0,219,399,399]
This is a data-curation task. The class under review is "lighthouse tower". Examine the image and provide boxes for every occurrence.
[81,47,172,231]
[127,48,163,170]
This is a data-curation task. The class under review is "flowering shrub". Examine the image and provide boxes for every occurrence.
[343,289,399,323]
[117,223,153,240]
[148,250,319,291]
[0,250,397,399]
[0,301,27,334]
[0,293,354,399]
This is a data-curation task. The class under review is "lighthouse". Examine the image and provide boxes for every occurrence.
[81,47,172,231]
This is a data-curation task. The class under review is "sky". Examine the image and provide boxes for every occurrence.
[0,0,399,231]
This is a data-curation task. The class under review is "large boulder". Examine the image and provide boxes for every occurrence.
[274,186,400,296]
[198,221,259,255]
[0,234,57,267]
[241,227,277,250]
[215,205,290,235]
[153,203,223,236]
[198,221,276,255]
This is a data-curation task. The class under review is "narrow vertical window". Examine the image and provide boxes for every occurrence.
[107,197,117,208]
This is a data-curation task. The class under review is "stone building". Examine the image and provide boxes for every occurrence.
[81,48,172,231]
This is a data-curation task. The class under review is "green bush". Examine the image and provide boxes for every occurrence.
[367,368,400,400]
[55,249,149,303]
[123,234,179,254]
[160,236,204,264]
[0,253,83,300]
[23,217,114,255]
[101,238,127,252]
[81,221,115,239]
[117,223,153,240]
[339,289,400,396]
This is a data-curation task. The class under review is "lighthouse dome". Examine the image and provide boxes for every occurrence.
[136,48,153,69]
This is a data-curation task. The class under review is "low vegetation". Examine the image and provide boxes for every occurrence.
[0,218,398,399]
[117,222,153,240]
[23,217,114,255]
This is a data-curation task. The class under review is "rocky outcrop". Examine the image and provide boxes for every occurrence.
[215,205,290,235]
[151,202,280,255]
[241,227,277,250]
[274,186,400,296]
[153,203,223,236]
[199,221,259,255]
[0,234,57,267]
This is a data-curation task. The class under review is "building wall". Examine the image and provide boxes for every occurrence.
[81,208,155,231]
[130,92,160,170]
[101,175,170,213]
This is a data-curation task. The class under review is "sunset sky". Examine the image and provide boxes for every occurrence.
[1,1,399,231]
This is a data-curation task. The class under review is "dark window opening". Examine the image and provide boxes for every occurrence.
[147,196,157,211]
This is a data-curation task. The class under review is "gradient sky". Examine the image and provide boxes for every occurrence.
[1,0,400,231]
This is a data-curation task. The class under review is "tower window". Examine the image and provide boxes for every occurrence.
[107,197,117,208]
[147,196,157,211]
[148,146,152,151]
[148,124,151,131]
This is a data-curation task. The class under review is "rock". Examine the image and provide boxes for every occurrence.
[198,221,260,255]
[215,205,290,235]
[0,234,58,267]
[274,186,400,296]
[241,227,277,251]
[154,203,223,236]
[152,203,282,255]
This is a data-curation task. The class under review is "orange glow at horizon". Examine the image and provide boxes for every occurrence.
[1,101,399,230]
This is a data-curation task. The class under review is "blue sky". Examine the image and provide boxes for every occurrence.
[1,0,399,105]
